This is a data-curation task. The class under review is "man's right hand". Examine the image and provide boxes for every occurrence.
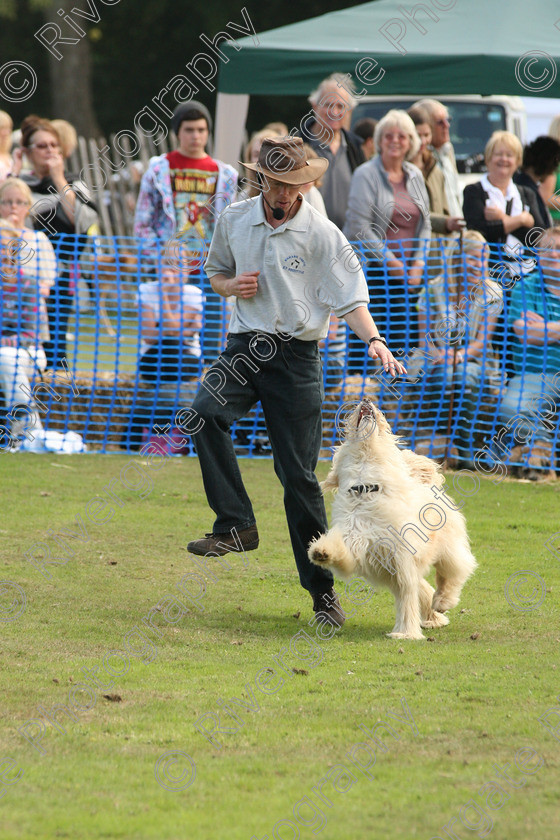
[445,217,466,232]
[229,271,260,298]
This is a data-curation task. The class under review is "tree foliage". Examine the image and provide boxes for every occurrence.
[0,0,363,137]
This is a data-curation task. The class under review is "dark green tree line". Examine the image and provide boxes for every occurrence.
[0,0,362,137]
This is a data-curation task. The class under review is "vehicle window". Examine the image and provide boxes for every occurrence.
[447,104,505,172]
[352,101,506,173]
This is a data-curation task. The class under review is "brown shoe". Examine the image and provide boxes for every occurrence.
[187,525,259,557]
[311,588,346,629]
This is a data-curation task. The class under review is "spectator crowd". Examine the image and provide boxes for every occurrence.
[1,74,560,478]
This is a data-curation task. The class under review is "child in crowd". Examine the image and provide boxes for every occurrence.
[0,219,48,443]
[124,267,204,450]
[410,230,503,465]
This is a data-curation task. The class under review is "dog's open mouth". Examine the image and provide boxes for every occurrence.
[356,399,375,428]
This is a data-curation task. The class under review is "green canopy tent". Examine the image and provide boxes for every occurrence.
[213,0,560,163]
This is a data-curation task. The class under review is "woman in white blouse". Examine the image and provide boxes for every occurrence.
[462,131,542,274]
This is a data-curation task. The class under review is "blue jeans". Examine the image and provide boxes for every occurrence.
[499,373,559,443]
[191,333,334,595]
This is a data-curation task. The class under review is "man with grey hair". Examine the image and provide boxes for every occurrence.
[299,73,365,229]
[416,99,462,219]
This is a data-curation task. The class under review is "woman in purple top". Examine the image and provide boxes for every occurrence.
[344,110,431,360]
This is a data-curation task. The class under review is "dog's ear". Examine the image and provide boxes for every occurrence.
[320,449,340,493]
[321,468,339,493]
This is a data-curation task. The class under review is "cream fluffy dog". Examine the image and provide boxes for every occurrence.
[309,399,477,640]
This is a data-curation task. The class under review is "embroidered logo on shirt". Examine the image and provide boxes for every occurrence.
[283,255,306,274]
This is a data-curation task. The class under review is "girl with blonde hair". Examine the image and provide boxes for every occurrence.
[0,177,57,299]
[0,110,14,182]
[0,217,49,443]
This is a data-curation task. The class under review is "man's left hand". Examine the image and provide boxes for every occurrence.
[367,341,407,376]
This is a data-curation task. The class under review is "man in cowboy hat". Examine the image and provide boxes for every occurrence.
[187,136,405,627]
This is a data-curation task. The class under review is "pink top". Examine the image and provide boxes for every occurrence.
[385,177,422,265]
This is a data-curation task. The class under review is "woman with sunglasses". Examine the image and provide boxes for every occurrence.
[14,115,98,369]
[415,99,462,221]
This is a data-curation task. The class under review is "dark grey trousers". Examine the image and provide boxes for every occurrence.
[191,332,334,594]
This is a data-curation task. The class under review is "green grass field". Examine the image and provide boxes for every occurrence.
[1,454,559,839]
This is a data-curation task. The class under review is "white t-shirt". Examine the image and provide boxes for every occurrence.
[14,228,57,291]
[138,281,204,357]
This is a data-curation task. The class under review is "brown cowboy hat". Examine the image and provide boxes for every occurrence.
[241,136,328,185]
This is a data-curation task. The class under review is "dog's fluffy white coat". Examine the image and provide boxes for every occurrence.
[308,402,477,640]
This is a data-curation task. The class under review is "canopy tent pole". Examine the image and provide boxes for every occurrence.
[214,93,249,170]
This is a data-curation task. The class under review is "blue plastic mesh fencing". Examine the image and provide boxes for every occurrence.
[0,233,558,473]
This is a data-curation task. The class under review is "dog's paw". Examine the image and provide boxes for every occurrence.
[308,531,357,577]
[421,611,450,629]
[309,548,331,565]
[308,539,332,566]
[432,594,459,613]
[386,630,426,641]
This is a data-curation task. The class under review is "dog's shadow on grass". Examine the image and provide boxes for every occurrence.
[194,603,395,643]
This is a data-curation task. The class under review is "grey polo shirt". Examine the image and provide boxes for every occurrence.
[205,196,369,341]
[311,132,353,231]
